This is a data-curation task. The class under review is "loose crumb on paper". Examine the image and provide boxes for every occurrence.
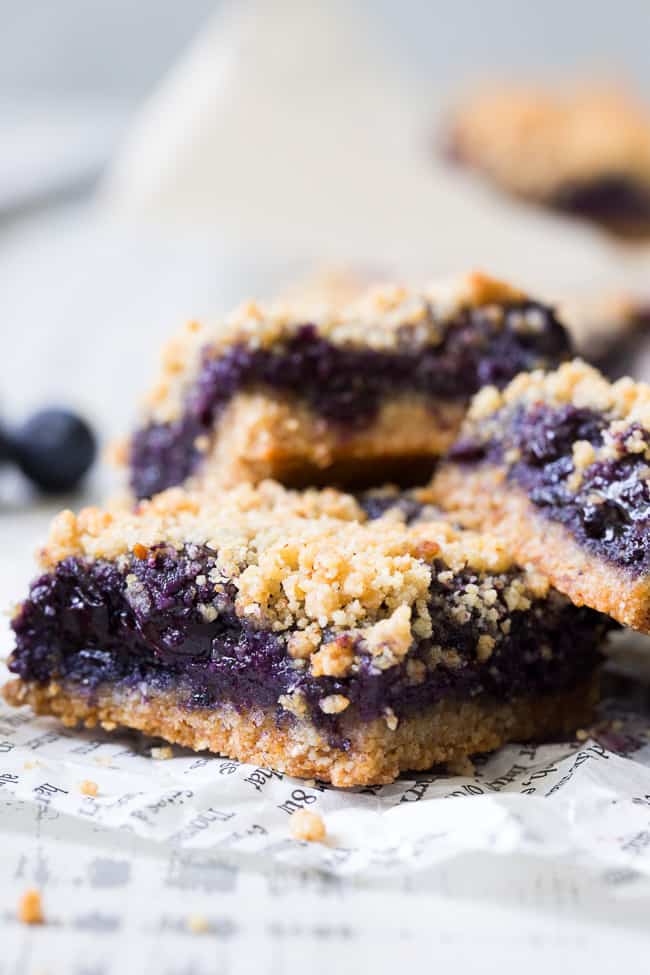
[188,914,210,934]
[80,780,98,797]
[18,889,44,925]
[289,809,326,843]
[150,746,174,760]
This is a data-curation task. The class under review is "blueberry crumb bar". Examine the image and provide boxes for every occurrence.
[124,272,571,498]
[433,359,650,631]
[4,481,608,786]
[446,83,650,236]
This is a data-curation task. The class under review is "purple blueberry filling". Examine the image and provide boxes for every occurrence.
[357,492,431,524]
[452,404,650,572]
[9,543,606,748]
[552,176,650,231]
[130,307,571,498]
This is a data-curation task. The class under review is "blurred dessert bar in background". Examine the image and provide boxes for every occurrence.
[445,82,650,237]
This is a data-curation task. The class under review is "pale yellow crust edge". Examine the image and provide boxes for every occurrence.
[432,462,650,632]
[195,392,465,490]
[3,677,597,787]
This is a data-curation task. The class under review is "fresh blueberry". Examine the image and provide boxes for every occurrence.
[10,409,97,493]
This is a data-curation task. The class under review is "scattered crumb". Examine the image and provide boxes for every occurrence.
[383,707,399,731]
[23,760,42,770]
[187,914,210,934]
[318,694,350,715]
[18,889,44,925]
[80,780,98,797]
[611,719,624,732]
[576,728,589,742]
[150,746,174,760]
[289,809,326,843]
[446,756,475,776]
[94,756,115,768]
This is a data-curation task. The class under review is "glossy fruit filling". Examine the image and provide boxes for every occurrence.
[452,403,650,572]
[10,542,606,748]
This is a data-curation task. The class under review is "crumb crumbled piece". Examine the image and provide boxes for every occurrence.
[18,888,44,925]
[150,745,174,760]
[319,694,350,715]
[289,808,326,843]
[575,728,590,742]
[188,914,210,934]
[384,707,399,731]
[79,779,98,796]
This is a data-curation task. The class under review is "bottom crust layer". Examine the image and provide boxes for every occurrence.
[196,392,465,490]
[432,462,650,632]
[3,677,598,787]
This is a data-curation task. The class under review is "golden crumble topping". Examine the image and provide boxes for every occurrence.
[449,82,650,198]
[140,271,530,423]
[464,358,650,470]
[36,480,557,672]
[469,359,650,420]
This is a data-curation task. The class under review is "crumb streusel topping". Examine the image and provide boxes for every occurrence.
[40,480,547,662]
[467,359,650,470]
[144,271,530,423]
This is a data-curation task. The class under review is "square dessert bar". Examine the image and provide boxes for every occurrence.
[4,481,608,786]
[446,83,650,236]
[433,359,650,631]
[124,271,571,498]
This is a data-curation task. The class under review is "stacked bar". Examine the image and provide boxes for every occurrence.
[126,272,570,496]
